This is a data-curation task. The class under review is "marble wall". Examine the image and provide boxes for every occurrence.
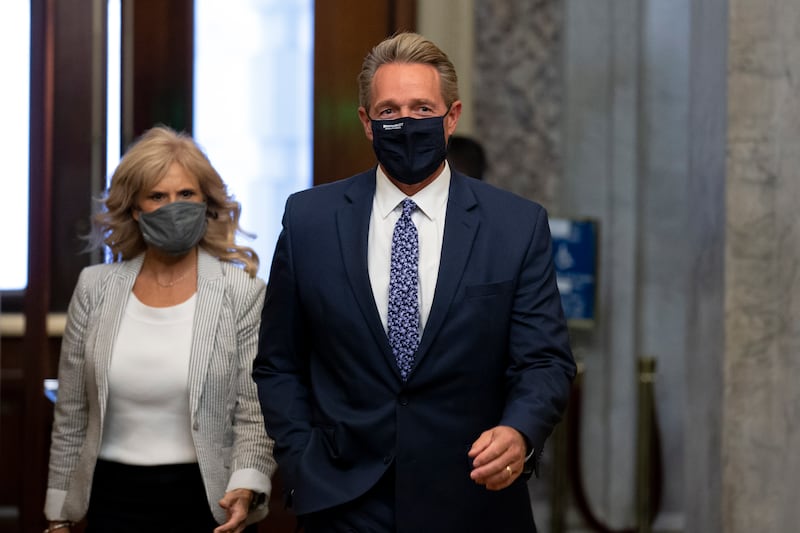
[470,2,567,530]
[561,0,645,528]
[421,0,800,531]
[724,0,800,531]
[472,0,564,210]
[561,0,695,529]
[470,0,692,530]
[685,0,727,531]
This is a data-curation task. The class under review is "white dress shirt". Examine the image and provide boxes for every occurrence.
[368,163,451,334]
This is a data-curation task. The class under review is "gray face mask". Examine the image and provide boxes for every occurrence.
[137,201,208,256]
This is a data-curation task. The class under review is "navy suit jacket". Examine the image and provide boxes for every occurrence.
[254,169,575,532]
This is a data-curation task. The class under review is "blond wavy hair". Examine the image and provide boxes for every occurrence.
[92,125,259,276]
[357,32,459,112]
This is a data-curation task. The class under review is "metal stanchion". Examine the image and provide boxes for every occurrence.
[550,361,583,533]
[635,357,656,533]
[560,358,662,533]
[550,413,568,533]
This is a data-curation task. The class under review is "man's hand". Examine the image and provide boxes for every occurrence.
[468,425,527,490]
[214,488,254,533]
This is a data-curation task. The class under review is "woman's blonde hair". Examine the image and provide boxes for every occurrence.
[92,125,259,276]
[357,32,459,112]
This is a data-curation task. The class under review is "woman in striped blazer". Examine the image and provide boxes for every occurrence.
[44,126,276,533]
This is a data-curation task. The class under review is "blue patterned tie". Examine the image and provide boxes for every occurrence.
[388,198,420,381]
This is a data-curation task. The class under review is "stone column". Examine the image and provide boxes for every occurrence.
[685,0,726,530]
[561,0,643,528]
[473,0,564,210]
[723,0,800,531]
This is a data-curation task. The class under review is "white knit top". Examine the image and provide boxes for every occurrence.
[98,292,198,465]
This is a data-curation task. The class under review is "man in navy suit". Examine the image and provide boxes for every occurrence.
[253,32,575,533]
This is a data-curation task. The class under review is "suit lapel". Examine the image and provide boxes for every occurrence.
[337,171,397,370]
[336,171,480,381]
[412,174,479,374]
[188,249,224,419]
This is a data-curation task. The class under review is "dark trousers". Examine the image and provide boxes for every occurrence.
[301,467,396,533]
[87,459,222,533]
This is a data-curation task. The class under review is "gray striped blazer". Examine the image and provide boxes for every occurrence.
[44,249,277,525]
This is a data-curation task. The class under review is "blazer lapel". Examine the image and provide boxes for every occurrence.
[412,174,479,373]
[337,171,397,369]
[188,249,224,419]
[93,255,144,416]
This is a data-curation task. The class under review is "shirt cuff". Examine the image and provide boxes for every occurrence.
[525,446,536,462]
[225,467,273,500]
[44,488,67,521]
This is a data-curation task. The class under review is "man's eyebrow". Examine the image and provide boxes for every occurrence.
[373,98,437,109]
[372,99,397,109]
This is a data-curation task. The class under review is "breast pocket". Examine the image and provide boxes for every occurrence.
[464,280,514,299]
[459,281,515,349]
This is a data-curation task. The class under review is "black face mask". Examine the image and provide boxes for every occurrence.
[370,113,449,185]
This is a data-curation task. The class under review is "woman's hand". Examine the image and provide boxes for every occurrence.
[44,522,72,533]
[213,488,253,533]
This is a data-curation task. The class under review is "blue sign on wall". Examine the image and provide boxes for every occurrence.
[549,218,598,327]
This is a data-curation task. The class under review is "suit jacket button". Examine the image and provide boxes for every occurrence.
[383,455,393,464]
[398,395,408,406]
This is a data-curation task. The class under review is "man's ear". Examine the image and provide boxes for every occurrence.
[358,107,374,141]
[445,100,462,137]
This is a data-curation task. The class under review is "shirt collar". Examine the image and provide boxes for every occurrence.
[374,162,451,221]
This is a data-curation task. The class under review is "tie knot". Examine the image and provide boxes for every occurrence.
[401,198,417,217]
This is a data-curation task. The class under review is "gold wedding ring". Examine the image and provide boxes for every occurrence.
[505,465,513,478]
